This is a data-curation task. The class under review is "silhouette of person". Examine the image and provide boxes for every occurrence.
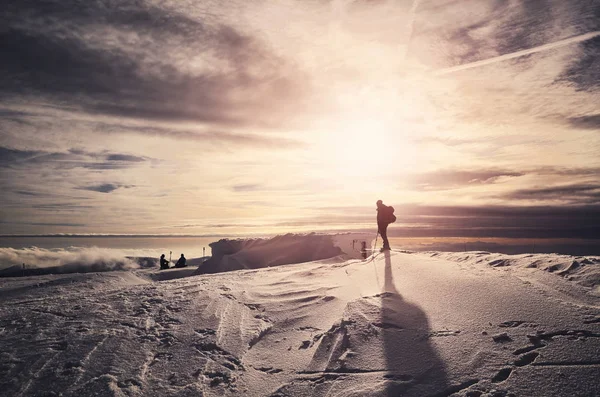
[159,254,170,270]
[376,199,393,251]
[174,253,187,268]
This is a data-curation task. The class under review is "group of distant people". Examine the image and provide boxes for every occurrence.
[159,253,186,270]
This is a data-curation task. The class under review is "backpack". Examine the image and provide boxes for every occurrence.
[388,206,396,223]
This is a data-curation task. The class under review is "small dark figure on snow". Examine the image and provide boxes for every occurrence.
[159,254,170,270]
[175,253,187,268]
[361,241,368,259]
[376,200,396,251]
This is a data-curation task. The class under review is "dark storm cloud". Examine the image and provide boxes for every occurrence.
[0,146,150,170]
[1,0,303,125]
[567,114,600,130]
[407,169,524,190]
[504,184,600,204]
[79,183,133,193]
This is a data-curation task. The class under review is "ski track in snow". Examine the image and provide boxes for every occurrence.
[0,248,599,396]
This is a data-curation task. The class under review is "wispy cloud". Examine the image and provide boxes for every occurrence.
[79,183,134,193]
[559,36,600,91]
[1,0,305,126]
[504,184,600,205]
[104,154,146,162]
[434,32,600,76]
[0,146,151,170]
[31,203,95,212]
[406,169,524,190]
[567,114,600,130]
[232,184,263,192]
[0,221,86,227]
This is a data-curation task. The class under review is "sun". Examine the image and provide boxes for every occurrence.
[316,116,413,180]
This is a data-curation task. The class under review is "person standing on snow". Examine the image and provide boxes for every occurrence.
[376,200,396,251]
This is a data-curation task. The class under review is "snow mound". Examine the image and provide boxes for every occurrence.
[194,233,374,275]
[428,251,600,296]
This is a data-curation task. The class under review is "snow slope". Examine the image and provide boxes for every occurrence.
[0,238,599,396]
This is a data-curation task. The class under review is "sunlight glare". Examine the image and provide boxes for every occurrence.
[317,115,415,181]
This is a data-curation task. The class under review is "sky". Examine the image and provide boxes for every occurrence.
[1,0,599,238]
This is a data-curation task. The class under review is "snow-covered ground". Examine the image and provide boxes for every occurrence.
[0,234,598,396]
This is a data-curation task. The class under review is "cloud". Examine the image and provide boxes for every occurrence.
[0,146,150,170]
[413,0,599,80]
[504,184,600,204]
[1,0,305,126]
[80,183,134,193]
[232,184,263,192]
[1,111,307,149]
[559,35,600,91]
[31,203,95,212]
[139,128,305,149]
[0,221,86,227]
[0,109,36,118]
[533,166,600,176]
[105,154,146,162]
[14,191,45,197]
[414,137,479,147]
[567,114,600,130]
[406,169,524,190]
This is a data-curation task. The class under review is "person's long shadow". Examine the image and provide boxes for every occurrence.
[380,250,449,396]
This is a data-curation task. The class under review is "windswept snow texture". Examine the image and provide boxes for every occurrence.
[426,251,600,297]
[0,247,599,396]
[195,233,373,275]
